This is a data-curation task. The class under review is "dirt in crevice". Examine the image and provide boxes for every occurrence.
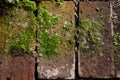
[35,57,38,80]
[74,0,80,79]
[33,1,39,80]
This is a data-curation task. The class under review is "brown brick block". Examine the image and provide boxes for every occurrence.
[78,2,115,78]
[0,55,35,80]
[37,1,75,79]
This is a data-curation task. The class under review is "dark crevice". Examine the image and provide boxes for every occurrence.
[35,57,38,80]
[79,0,110,1]
[34,0,39,80]
[74,0,80,79]
[79,77,118,80]
[6,77,11,80]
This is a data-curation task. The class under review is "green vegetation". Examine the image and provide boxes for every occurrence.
[52,0,64,5]
[23,0,36,11]
[113,32,120,52]
[38,31,61,59]
[0,6,36,54]
[8,0,19,3]
[112,15,118,19]
[7,0,64,10]
[37,7,61,59]
[7,0,36,11]
[63,21,72,31]
[1,0,65,59]
[77,19,102,56]
[10,25,35,54]
[68,38,75,44]
[37,7,60,29]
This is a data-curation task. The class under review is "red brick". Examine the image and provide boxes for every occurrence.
[0,55,35,80]
[78,2,115,78]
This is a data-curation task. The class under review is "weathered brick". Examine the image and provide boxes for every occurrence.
[0,55,35,80]
[78,2,115,78]
[37,1,75,79]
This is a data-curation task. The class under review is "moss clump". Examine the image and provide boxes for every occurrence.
[77,19,102,56]
[23,0,36,11]
[68,38,75,44]
[10,26,35,54]
[37,7,61,59]
[38,31,61,59]
[51,0,64,5]
[37,7,60,29]
[7,0,36,11]
[113,33,120,53]
[63,21,72,31]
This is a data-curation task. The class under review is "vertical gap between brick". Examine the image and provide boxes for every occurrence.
[34,0,40,80]
[110,1,116,78]
[35,57,38,80]
[74,0,80,79]
[6,77,11,80]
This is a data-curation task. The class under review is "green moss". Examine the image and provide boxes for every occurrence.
[7,0,19,3]
[7,0,36,11]
[63,21,72,31]
[0,1,36,55]
[51,0,64,5]
[37,6,61,59]
[37,7,60,29]
[38,32,61,59]
[77,19,102,56]
[7,9,36,54]
[2,1,63,58]
[10,25,35,54]
[113,32,120,53]
[23,0,36,11]
[68,38,75,44]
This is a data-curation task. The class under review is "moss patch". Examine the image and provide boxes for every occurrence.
[77,19,102,57]
[37,7,61,59]
[0,6,36,54]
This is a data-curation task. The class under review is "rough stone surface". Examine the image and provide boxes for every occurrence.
[37,55,75,79]
[0,55,35,80]
[78,2,115,78]
[37,1,75,79]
